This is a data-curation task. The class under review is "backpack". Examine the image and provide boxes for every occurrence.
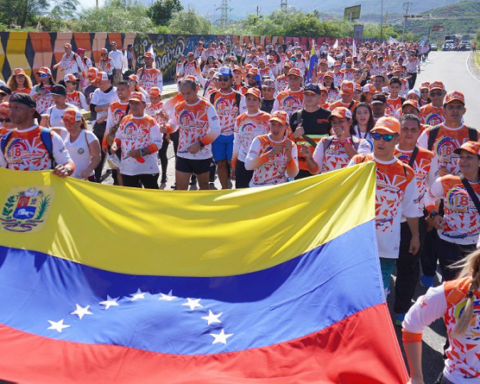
[210,91,242,112]
[1,128,54,169]
[427,125,478,151]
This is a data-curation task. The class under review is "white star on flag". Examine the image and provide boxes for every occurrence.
[158,290,177,301]
[47,319,71,333]
[210,329,233,345]
[182,298,203,310]
[99,295,119,310]
[130,289,146,301]
[201,310,222,325]
[70,304,93,320]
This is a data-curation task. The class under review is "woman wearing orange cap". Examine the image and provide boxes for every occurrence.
[323,72,340,105]
[64,74,88,111]
[7,68,32,96]
[30,67,55,114]
[244,110,298,187]
[427,141,480,282]
[0,102,14,137]
[60,108,101,181]
[127,74,148,101]
[232,87,271,188]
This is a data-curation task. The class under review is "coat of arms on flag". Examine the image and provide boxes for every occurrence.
[0,186,54,233]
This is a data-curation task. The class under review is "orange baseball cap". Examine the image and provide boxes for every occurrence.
[129,91,146,103]
[148,87,161,97]
[284,61,292,68]
[402,99,419,111]
[233,65,243,73]
[62,108,82,124]
[187,52,194,56]
[144,52,154,59]
[13,68,26,76]
[288,68,302,78]
[245,87,261,99]
[100,48,108,54]
[319,59,327,65]
[445,91,465,105]
[87,67,99,80]
[37,67,52,76]
[324,71,334,78]
[329,107,352,120]
[128,74,139,82]
[429,81,445,92]
[64,74,78,82]
[419,82,430,90]
[454,141,480,156]
[95,72,109,83]
[269,110,288,125]
[372,116,401,134]
[0,102,10,117]
[363,84,376,94]
[340,81,354,95]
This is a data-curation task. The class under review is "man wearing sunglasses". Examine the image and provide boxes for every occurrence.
[210,67,246,189]
[419,81,446,127]
[349,116,421,296]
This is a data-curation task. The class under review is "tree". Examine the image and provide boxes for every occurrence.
[168,9,212,35]
[49,0,80,20]
[148,0,183,27]
[0,0,48,28]
[77,0,155,33]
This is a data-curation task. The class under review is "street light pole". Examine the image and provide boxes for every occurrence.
[380,0,384,42]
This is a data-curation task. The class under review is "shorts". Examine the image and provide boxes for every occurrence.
[176,156,212,175]
[212,134,233,162]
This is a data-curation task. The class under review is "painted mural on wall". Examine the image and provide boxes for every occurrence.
[0,32,354,84]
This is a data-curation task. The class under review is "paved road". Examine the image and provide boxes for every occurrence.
[417,51,480,127]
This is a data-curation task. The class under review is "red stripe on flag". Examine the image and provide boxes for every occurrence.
[0,303,408,384]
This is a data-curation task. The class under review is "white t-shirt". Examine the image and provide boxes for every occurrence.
[64,130,98,179]
[90,87,119,121]
[108,50,124,70]
[46,103,77,128]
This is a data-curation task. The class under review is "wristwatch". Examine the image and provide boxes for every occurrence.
[199,142,205,148]
[140,148,147,157]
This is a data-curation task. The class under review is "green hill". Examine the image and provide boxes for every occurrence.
[397,1,480,39]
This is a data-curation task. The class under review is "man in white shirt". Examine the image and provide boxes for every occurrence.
[90,72,119,181]
[108,41,124,86]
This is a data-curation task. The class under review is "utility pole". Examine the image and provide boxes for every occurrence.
[402,2,412,42]
[281,0,288,12]
[380,0,384,42]
[217,0,232,28]
[256,6,260,16]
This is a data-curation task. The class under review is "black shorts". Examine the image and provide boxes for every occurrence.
[176,156,212,175]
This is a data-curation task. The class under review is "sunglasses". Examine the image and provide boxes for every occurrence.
[39,74,49,78]
[430,92,443,97]
[218,77,231,82]
[372,133,394,142]
[0,118,10,123]
[262,87,275,91]
[420,90,429,93]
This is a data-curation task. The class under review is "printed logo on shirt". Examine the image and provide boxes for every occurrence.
[424,113,444,126]
[0,186,54,233]
[446,186,474,214]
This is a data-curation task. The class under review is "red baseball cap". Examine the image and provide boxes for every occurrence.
[454,141,480,156]
[288,68,302,78]
[148,87,161,97]
[445,91,465,105]
[402,99,419,112]
[245,87,261,99]
[129,91,146,103]
[429,81,445,92]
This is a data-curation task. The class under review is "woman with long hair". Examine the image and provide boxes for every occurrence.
[403,247,480,384]
[30,67,55,114]
[322,72,340,105]
[351,102,375,146]
[7,68,33,95]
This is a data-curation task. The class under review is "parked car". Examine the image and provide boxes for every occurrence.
[430,42,437,51]
[443,42,455,51]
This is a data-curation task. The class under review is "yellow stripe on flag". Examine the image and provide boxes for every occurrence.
[0,163,376,276]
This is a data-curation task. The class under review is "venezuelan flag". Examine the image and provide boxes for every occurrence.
[0,164,408,383]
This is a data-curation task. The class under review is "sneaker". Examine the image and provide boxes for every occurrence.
[395,313,405,326]
[420,275,434,288]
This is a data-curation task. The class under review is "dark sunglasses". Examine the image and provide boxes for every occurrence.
[372,133,394,142]
[218,77,230,82]
[262,87,275,91]
[430,92,443,97]
[0,118,11,123]
[420,90,429,93]
[39,74,49,78]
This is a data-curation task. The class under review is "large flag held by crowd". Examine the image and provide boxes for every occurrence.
[0,164,409,383]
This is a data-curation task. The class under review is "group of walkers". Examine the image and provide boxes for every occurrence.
[0,37,479,383]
